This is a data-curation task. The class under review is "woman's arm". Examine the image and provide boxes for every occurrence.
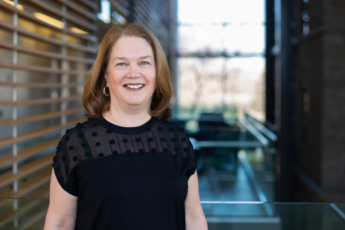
[44,168,78,230]
[185,171,208,230]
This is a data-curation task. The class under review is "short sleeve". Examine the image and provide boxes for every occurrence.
[187,138,198,179]
[178,128,198,179]
[52,127,87,196]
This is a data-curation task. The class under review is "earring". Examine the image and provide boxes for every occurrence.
[103,86,109,96]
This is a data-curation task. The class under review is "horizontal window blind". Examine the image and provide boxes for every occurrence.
[0,0,97,227]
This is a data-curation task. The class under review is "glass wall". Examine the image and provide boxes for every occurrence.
[177,0,265,119]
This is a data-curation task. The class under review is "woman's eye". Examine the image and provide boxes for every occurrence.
[140,61,149,65]
[117,63,126,66]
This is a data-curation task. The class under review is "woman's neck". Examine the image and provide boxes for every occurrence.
[102,106,151,128]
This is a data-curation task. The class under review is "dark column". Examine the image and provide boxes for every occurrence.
[127,0,135,23]
[275,0,293,201]
[265,0,275,124]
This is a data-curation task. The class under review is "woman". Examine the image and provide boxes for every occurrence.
[44,23,208,230]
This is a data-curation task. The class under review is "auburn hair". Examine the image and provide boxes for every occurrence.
[82,23,172,120]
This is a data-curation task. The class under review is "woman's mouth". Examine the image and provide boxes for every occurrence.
[124,84,145,90]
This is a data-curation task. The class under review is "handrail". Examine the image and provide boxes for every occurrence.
[249,119,278,142]
[197,141,266,148]
[240,118,269,147]
[245,110,278,132]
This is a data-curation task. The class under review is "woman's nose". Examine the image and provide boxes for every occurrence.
[127,64,141,77]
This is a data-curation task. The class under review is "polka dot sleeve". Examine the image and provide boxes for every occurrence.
[52,126,88,196]
[178,127,198,180]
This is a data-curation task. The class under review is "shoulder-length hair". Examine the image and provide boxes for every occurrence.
[83,23,172,120]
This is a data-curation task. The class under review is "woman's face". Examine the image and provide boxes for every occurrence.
[106,36,156,111]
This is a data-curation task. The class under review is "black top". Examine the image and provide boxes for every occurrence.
[51,116,198,230]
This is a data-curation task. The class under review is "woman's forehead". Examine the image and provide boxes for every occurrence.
[111,36,154,60]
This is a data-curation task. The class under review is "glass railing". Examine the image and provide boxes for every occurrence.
[184,113,278,203]
[0,198,344,229]
[202,202,345,230]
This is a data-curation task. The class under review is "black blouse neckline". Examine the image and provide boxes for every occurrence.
[96,115,158,134]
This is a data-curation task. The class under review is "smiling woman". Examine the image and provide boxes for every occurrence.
[45,23,207,230]
[83,23,173,120]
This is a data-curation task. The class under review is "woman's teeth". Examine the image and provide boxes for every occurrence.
[124,84,144,89]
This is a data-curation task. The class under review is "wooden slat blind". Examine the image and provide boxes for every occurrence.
[0,2,98,225]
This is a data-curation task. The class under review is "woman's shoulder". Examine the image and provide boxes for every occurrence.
[55,118,99,158]
[165,120,189,139]
[155,119,190,146]
[156,118,186,132]
[63,117,105,140]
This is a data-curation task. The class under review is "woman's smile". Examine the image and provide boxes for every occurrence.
[123,83,145,90]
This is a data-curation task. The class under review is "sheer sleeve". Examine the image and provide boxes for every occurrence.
[178,127,198,179]
[52,126,87,196]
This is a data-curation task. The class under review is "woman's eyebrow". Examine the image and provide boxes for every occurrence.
[138,55,153,60]
[114,56,153,61]
[114,57,128,61]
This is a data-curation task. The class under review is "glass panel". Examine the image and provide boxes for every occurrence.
[66,9,92,26]
[18,1,62,20]
[25,0,63,12]
[17,70,61,86]
[18,17,62,40]
[245,148,276,201]
[18,34,61,53]
[178,24,264,54]
[16,86,44,101]
[336,203,345,214]
[0,85,12,101]
[68,62,89,71]
[0,5,14,24]
[0,27,13,43]
[0,47,13,63]
[65,33,89,46]
[0,105,12,121]
[203,203,345,230]
[67,110,84,121]
[0,199,344,230]
[67,2,90,14]
[69,74,87,83]
[0,67,12,82]
[178,57,265,117]
[17,52,60,68]
[17,104,54,118]
[67,47,86,57]
[177,113,277,202]
[68,84,83,97]
[0,66,13,106]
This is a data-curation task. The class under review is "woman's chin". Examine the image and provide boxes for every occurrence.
[125,100,146,107]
